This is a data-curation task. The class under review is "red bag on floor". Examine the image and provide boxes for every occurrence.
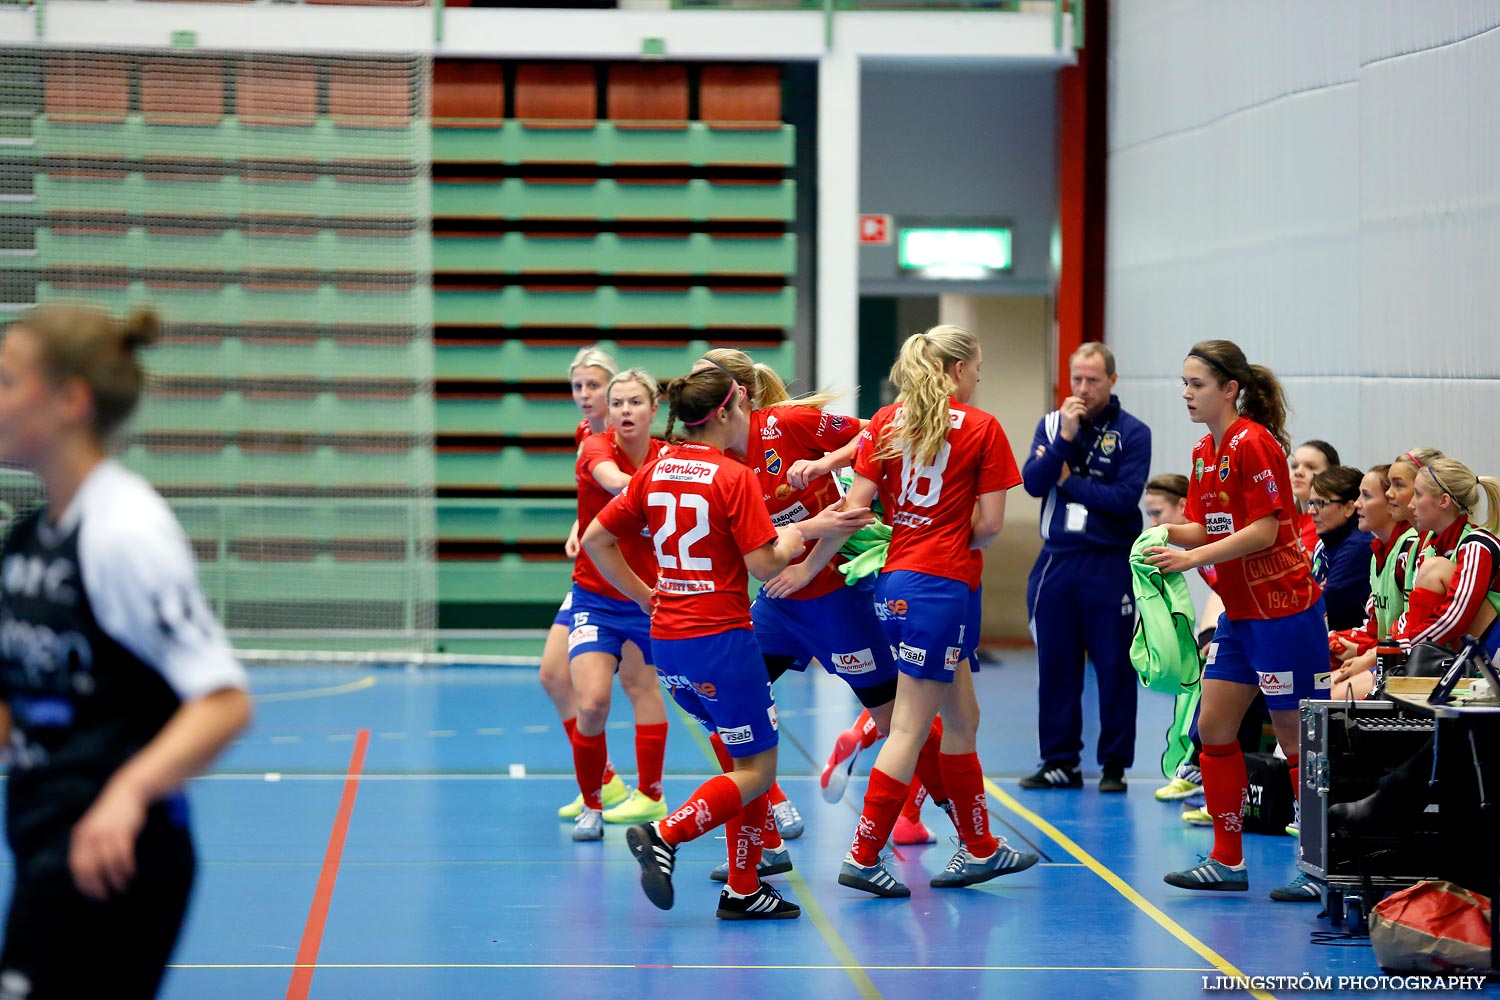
[1369,880,1493,972]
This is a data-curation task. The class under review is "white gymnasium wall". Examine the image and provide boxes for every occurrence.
[1108,0,1500,481]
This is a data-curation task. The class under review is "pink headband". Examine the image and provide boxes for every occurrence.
[683,383,738,427]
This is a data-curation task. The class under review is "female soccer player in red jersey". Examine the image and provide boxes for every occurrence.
[1144,340,1329,901]
[565,369,672,841]
[834,325,1039,898]
[694,349,952,858]
[1387,457,1500,652]
[583,368,806,920]
[549,348,642,821]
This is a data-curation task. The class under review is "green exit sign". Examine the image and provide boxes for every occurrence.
[898,227,1012,275]
[171,30,197,48]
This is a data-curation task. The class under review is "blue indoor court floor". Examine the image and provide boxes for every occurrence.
[17,655,1496,1000]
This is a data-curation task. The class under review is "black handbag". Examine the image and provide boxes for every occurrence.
[1399,641,1457,679]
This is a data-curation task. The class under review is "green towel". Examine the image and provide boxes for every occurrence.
[1161,686,1201,779]
[834,470,889,586]
[1129,526,1201,695]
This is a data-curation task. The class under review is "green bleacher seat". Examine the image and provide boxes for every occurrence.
[438,558,573,605]
[431,178,796,222]
[431,122,795,168]
[433,286,794,328]
[432,232,795,276]
[436,447,577,490]
[433,339,794,381]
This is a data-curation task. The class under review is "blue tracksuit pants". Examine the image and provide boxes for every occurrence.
[1027,547,1137,770]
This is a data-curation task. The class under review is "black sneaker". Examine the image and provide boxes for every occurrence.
[716,881,802,920]
[626,822,677,910]
[1099,767,1127,794]
[1019,764,1083,789]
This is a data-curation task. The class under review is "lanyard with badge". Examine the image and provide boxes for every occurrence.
[1063,415,1113,534]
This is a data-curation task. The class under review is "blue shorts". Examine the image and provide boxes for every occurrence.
[1203,599,1329,710]
[654,629,779,758]
[963,586,982,666]
[874,570,975,682]
[551,590,574,629]
[566,585,653,665]
[751,577,898,690]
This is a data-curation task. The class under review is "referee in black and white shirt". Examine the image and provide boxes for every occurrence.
[0,306,251,999]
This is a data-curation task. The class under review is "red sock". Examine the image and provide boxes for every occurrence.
[571,729,609,810]
[766,781,788,806]
[709,731,735,773]
[1404,587,1445,635]
[913,718,949,806]
[850,767,907,866]
[726,793,769,895]
[900,780,927,824]
[939,751,998,857]
[1200,741,1247,867]
[660,773,744,848]
[709,732,782,849]
[1285,752,1300,813]
[573,717,618,785]
[853,709,881,750]
[635,722,668,802]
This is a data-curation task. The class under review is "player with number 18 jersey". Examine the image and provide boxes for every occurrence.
[854,398,1021,675]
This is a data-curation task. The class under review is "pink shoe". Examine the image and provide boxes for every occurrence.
[820,729,864,804]
[892,815,936,845]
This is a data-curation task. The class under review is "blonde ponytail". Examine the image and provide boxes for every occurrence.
[1478,477,1500,533]
[878,324,977,467]
[699,347,845,412]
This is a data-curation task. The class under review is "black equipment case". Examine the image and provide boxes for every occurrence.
[1298,699,1442,931]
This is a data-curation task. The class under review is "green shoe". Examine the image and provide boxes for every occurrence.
[1181,806,1213,827]
[1155,764,1203,802]
[558,774,629,820]
[603,788,668,824]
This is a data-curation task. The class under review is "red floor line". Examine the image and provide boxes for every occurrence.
[285,728,370,1000]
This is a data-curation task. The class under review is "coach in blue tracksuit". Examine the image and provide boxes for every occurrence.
[1020,342,1150,793]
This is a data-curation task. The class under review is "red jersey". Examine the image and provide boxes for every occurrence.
[596,441,778,640]
[853,398,1020,588]
[1394,517,1500,652]
[575,417,596,449]
[573,431,668,600]
[1185,417,1321,620]
[749,405,861,600]
[1295,511,1319,559]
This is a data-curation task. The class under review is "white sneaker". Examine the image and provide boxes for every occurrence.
[772,799,804,840]
[572,807,604,842]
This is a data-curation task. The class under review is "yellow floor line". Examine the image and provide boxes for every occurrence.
[985,778,1275,1000]
[670,700,881,1000]
[255,676,377,703]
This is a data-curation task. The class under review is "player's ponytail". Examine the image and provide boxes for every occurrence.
[880,324,978,467]
[699,347,845,412]
[1478,478,1500,534]
[1187,340,1292,454]
[14,303,160,439]
[664,368,737,443]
